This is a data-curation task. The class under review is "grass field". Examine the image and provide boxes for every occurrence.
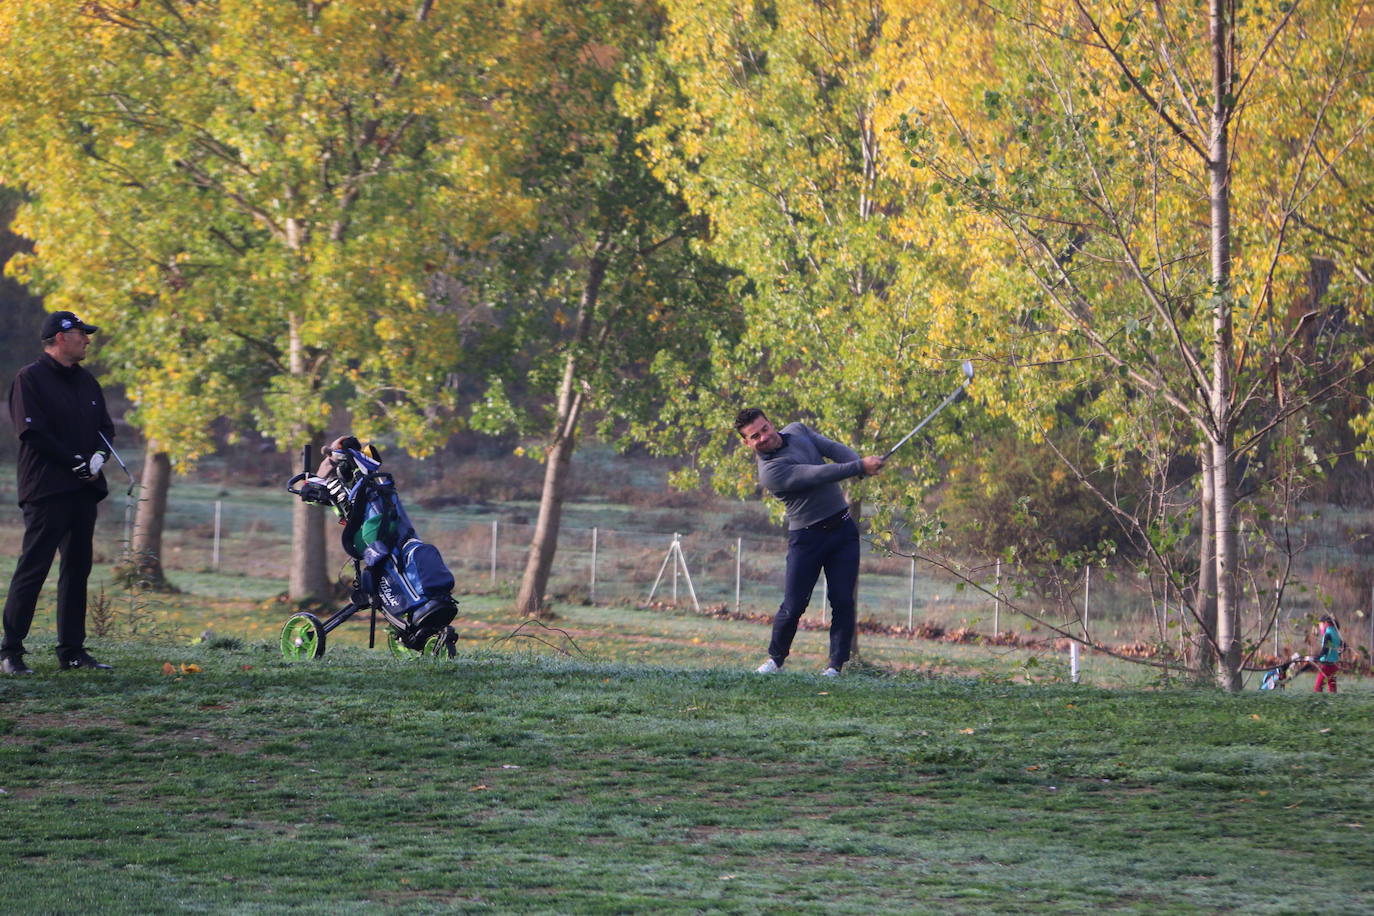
[3,639,1373,914]
[4,564,1374,913]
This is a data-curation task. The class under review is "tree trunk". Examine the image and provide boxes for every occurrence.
[515,240,610,618]
[847,494,864,662]
[1208,0,1241,690]
[515,408,581,618]
[1195,440,1217,679]
[130,444,172,589]
[287,310,329,602]
[289,431,330,601]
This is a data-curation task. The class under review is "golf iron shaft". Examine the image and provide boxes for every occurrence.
[881,360,974,461]
[98,430,137,496]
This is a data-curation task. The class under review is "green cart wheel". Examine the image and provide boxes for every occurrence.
[387,629,422,659]
[280,613,326,660]
[430,626,458,659]
[388,626,458,659]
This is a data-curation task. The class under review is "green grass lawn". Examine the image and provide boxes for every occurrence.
[4,623,1374,913]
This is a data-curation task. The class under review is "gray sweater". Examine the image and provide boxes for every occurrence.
[756,423,863,529]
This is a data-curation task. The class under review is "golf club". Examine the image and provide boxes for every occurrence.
[881,360,975,461]
[98,430,137,497]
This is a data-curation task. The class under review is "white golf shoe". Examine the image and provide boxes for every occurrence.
[822,667,840,677]
[756,658,781,674]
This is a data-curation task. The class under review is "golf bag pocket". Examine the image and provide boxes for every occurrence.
[358,539,455,617]
[401,538,455,599]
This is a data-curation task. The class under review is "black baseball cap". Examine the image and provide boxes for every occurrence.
[40,310,99,339]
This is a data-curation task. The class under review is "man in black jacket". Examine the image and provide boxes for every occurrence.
[2,311,116,674]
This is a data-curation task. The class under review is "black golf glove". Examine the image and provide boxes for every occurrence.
[72,454,94,480]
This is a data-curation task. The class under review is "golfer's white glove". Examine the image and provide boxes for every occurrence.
[89,452,106,476]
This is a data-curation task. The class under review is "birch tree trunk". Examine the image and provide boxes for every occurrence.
[1195,441,1217,679]
[1208,0,1242,690]
[515,244,610,618]
[847,494,864,662]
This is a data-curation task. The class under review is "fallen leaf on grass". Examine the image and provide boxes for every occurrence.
[470,784,489,791]
[1250,714,1261,721]
[1284,803,1302,809]
[1319,728,1332,734]
[162,662,176,675]
[959,728,975,735]
[1344,823,1365,829]
[719,875,737,881]
[180,664,202,675]
[1025,765,1041,771]
[817,692,829,696]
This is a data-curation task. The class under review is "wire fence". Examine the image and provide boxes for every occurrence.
[2,487,1371,656]
[0,489,994,627]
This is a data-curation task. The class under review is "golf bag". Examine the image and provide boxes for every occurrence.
[287,437,458,655]
[1259,654,1303,690]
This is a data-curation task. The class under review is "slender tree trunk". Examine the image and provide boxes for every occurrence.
[130,444,172,589]
[1195,440,1217,679]
[847,494,864,662]
[515,242,610,618]
[1209,0,1241,690]
[289,431,330,601]
[287,311,329,601]
[515,408,581,617]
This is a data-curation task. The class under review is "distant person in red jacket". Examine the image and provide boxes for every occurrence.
[1312,614,1343,694]
[2,311,116,675]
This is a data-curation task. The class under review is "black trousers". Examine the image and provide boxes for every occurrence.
[2,490,101,659]
[767,514,860,670]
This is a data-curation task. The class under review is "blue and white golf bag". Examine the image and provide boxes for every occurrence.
[305,440,458,641]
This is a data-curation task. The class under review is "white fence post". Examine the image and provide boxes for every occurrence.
[1070,642,1080,683]
[735,537,742,614]
[212,500,222,570]
[1083,566,1090,637]
[490,519,498,586]
[908,556,916,630]
[590,527,598,603]
[994,558,1001,635]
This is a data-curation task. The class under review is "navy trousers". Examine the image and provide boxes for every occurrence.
[1,491,100,659]
[767,515,859,670]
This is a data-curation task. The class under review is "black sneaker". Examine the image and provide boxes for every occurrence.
[59,650,113,670]
[2,656,34,675]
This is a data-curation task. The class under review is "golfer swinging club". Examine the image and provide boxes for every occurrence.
[735,408,884,677]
